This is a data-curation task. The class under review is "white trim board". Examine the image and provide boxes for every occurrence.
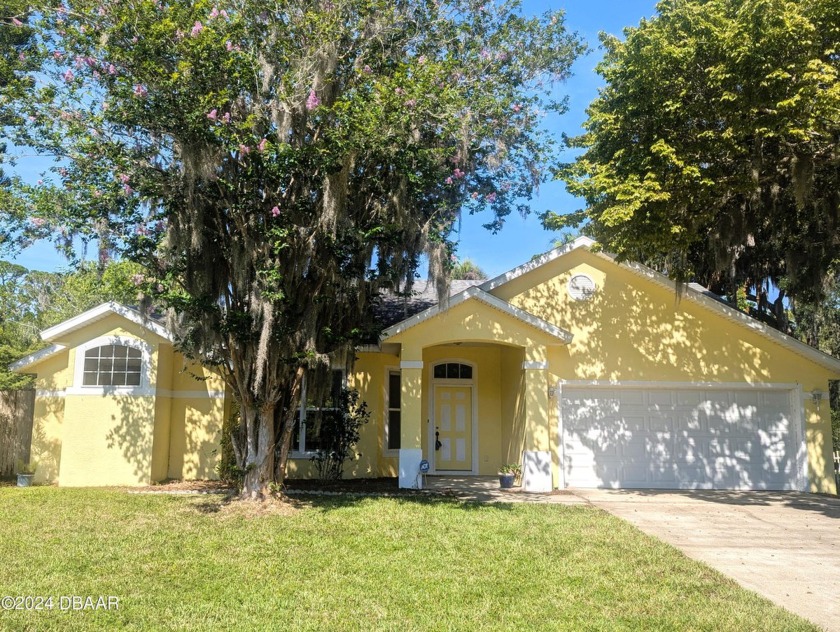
[41,302,173,343]
[10,344,67,371]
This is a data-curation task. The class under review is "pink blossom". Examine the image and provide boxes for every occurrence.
[220,9,228,18]
[62,69,74,82]
[190,21,203,37]
[362,64,372,74]
[108,64,116,75]
[208,6,219,19]
[471,191,479,199]
[257,138,268,152]
[36,180,43,185]
[119,173,130,184]
[11,17,22,26]
[394,87,404,96]
[480,49,491,60]
[175,29,184,40]
[98,6,106,16]
[445,177,453,185]
[52,50,64,60]
[133,84,148,97]
[207,108,218,121]
[123,184,134,195]
[225,40,233,51]
[305,89,320,111]
[131,273,146,285]
[486,192,497,203]
[58,167,68,177]
[30,217,46,227]
[512,103,521,113]
[453,168,465,179]
[418,55,426,65]
[271,206,281,217]
[221,112,230,124]
[404,99,416,108]
[93,189,102,197]
[131,36,138,43]
[135,225,148,235]
[238,144,250,155]
[93,70,100,79]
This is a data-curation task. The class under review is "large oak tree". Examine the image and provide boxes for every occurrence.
[548,0,840,320]
[3,0,584,496]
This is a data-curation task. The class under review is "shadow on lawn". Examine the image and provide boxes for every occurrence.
[600,488,840,519]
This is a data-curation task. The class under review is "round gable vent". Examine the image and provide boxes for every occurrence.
[568,274,596,301]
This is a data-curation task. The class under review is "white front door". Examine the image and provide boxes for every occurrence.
[433,385,473,472]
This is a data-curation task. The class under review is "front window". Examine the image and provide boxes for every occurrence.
[433,362,473,379]
[386,370,401,451]
[82,344,142,386]
[292,369,344,454]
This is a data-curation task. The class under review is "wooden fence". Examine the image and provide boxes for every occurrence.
[0,390,35,477]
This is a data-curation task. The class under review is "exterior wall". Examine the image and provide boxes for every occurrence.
[59,393,156,486]
[23,312,226,486]
[30,351,71,483]
[494,248,838,493]
[500,346,525,465]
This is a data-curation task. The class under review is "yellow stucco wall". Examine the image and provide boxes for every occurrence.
[494,247,838,493]
[22,311,225,486]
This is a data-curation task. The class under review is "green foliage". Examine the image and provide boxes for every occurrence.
[14,457,36,474]
[309,388,370,480]
[550,0,840,302]
[0,260,147,389]
[450,258,487,281]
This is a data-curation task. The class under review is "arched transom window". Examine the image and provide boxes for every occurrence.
[433,362,473,380]
[82,344,142,386]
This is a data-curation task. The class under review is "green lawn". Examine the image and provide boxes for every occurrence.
[0,488,815,631]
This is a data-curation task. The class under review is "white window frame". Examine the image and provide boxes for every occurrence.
[68,335,153,396]
[291,368,346,458]
[384,366,401,456]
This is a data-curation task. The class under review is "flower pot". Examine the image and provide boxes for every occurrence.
[16,473,34,487]
[499,473,515,489]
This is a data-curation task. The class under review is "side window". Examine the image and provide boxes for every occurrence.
[82,345,143,386]
[294,369,344,454]
[387,370,401,451]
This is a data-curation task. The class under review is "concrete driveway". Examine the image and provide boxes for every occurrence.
[573,490,840,631]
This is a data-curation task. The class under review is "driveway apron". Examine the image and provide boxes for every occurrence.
[573,490,840,632]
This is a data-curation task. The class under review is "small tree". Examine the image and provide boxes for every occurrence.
[309,388,370,480]
[450,258,487,281]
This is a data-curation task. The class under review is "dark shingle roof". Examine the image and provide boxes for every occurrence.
[374,280,484,329]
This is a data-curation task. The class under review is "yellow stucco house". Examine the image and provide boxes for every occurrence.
[12,237,840,493]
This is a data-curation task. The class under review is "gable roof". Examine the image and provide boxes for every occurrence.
[382,285,573,343]
[477,236,840,374]
[10,303,172,372]
[40,302,172,343]
[375,280,484,329]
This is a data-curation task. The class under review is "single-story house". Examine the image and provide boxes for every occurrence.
[11,237,839,493]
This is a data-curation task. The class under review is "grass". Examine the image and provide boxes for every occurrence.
[0,488,816,631]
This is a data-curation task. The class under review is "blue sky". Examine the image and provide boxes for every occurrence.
[11,0,659,276]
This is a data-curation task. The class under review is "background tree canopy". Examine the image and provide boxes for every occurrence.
[3,0,585,495]
[548,0,840,321]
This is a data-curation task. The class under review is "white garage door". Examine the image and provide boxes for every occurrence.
[560,385,804,490]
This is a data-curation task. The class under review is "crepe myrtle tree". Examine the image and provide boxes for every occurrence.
[5,0,584,497]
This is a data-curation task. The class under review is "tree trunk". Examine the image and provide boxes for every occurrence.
[240,403,276,499]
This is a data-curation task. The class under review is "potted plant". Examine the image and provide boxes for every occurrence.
[498,463,521,489]
[16,459,37,487]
